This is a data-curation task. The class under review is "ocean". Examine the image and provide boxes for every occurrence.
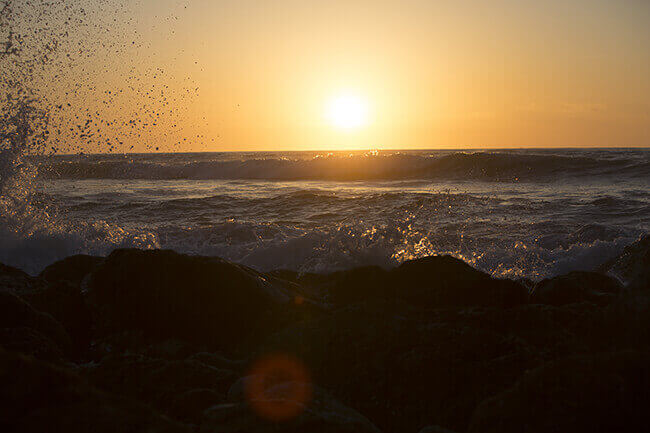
[2,148,648,279]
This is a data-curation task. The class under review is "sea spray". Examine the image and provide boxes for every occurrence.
[0,1,168,273]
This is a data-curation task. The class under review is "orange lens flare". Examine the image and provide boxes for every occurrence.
[245,353,312,422]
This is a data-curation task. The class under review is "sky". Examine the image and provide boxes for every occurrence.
[31,0,650,151]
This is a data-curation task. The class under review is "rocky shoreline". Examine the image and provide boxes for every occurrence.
[1,236,649,433]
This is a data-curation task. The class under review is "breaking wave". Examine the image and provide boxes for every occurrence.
[37,150,650,182]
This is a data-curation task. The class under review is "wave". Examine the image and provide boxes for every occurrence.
[37,151,650,182]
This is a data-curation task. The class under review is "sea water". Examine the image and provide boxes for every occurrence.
[2,149,646,279]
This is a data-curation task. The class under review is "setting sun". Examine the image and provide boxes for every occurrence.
[326,94,369,130]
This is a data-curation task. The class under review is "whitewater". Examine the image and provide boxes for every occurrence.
[1,149,647,279]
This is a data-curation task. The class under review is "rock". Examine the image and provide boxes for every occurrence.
[599,235,650,290]
[0,263,34,290]
[170,388,224,424]
[419,426,458,433]
[457,301,650,360]
[200,379,381,433]
[22,281,93,356]
[531,271,622,306]
[468,351,650,433]
[84,353,236,424]
[0,327,64,362]
[189,351,246,371]
[85,249,309,348]
[388,256,528,308]
[0,347,189,433]
[306,256,528,309]
[259,304,532,432]
[0,290,72,359]
[315,266,390,306]
[39,254,103,287]
[1,263,93,356]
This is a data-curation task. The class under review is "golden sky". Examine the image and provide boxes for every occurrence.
[43,0,650,151]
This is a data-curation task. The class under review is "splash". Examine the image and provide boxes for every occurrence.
[0,0,201,273]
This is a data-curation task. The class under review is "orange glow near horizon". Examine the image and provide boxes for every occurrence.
[38,0,650,153]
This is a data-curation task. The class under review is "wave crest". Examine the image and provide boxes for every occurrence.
[37,151,650,181]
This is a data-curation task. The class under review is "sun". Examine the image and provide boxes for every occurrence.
[326,93,368,130]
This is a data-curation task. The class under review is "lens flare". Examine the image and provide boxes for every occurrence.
[245,353,312,422]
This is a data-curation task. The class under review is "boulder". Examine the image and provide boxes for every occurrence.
[419,426,458,433]
[200,378,381,433]
[0,263,34,291]
[599,235,650,290]
[85,249,309,348]
[39,254,103,287]
[0,290,72,359]
[306,256,528,309]
[468,351,650,433]
[388,256,528,308]
[84,353,236,424]
[0,348,189,433]
[0,327,63,362]
[1,263,92,356]
[313,266,390,306]
[259,304,532,432]
[531,271,622,306]
[22,281,93,356]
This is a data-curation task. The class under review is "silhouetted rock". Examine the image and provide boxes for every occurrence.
[259,304,533,432]
[0,348,189,433]
[39,254,103,287]
[171,388,224,424]
[84,353,236,424]
[201,378,381,433]
[531,271,622,306]
[468,351,650,433]
[600,235,650,290]
[23,281,93,357]
[305,256,528,309]
[316,266,390,306]
[419,426,458,433]
[0,263,34,289]
[0,290,71,359]
[1,262,93,356]
[0,326,63,361]
[85,249,310,348]
[389,256,528,308]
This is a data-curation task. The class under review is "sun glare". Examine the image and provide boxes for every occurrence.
[326,94,368,130]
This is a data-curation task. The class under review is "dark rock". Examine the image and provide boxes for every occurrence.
[388,256,528,308]
[23,281,93,356]
[306,256,528,309]
[84,353,236,423]
[468,351,650,433]
[0,263,32,289]
[189,351,247,371]
[0,290,72,358]
[0,263,93,356]
[316,266,390,306]
[170,388,224,424]
[531,271,622,306]
[0,327,63,362]
[201,379,381,433]
[419,426,458,433]
[599,235,650,290]
[0,347,189,433]
[259,304,532,432]
[85,249,311,348]
[39,254,103,287]
[456,301,650,360]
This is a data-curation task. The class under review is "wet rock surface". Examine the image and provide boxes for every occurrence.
[0,247,649,432]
